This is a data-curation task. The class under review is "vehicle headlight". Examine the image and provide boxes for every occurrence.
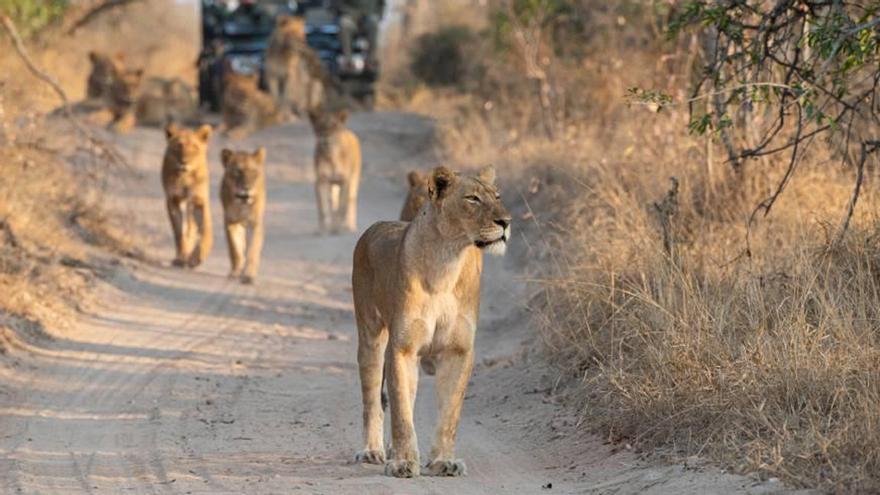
[353,38,370,51]
[228,55,261,75]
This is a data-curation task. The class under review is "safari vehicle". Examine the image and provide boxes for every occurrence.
[198,0,378,111]
[301,1,378,106]
[197,0,297,111]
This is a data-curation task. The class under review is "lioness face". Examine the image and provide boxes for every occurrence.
[429,166,512,256]
[308,109,348,136]
[164,123,212,171]
[221,147,266,205]
[109,68,144,115]
[275,14,306,41]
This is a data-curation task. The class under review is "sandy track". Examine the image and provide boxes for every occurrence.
[0,113,807,494]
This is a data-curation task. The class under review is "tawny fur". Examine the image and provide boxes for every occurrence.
[399,170,430,222]
[135,77,198,127]
[352,166,512,478]
[264,15,319,117]
[106,67,144,133]
[87,50,125,101]
[221,72,283,138]
[309,108,361,234]
[220,147,267,285]
[161,123,213,268]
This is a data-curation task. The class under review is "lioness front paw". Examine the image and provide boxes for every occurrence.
[187,253,204,269]
[385,459,420,478]
[172,258,186,268]
[426,458,467,477]
[354,448,385,465]
[240,274,255,285]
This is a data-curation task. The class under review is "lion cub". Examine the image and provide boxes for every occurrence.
[353,166,511,478]
[221,72,282,138]
[161,123,213,268]
[220,148,266,284]
[308,107,361,234]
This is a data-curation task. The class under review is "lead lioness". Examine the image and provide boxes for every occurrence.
[352,166,511,478]
[220,148,266,284]
[161,123,213,268]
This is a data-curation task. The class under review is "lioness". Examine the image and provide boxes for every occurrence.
[161,123,213,268]
[265,15,310,117]
[220,147,266,284]
[266,17,344,116]
[352,166,511,478]
[87,50,125,101]
[399,170,429,222]
[107,67,145,132]
[135,77,198,127]
[221,72,282,138]
[309,107,361,234]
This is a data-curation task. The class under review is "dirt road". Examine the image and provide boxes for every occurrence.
[0,113,803,494]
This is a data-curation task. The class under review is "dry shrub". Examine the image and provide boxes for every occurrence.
[0,9,152,346]
[524,122,880,491]
[387,1,880,491]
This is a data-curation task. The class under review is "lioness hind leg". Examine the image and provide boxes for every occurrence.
[425,348,473,477]
[225,222,246,278]
[355,314,389,465]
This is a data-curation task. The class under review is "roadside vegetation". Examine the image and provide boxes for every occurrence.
[386,0,880,491]
[0,2,144,349]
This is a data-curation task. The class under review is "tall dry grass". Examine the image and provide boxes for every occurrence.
[387,1,880,491]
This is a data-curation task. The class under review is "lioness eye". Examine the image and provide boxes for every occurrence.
[465,195,481,204]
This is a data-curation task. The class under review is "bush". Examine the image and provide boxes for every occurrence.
[0,0,68,36]
[409,25,476,87]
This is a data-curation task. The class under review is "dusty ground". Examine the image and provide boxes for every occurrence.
[0,113,810,494]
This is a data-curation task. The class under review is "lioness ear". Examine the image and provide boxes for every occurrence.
[88,51,99,63]
[253,147,266,164]
[337,109,349,124]
[429,166,456,201]
[478,165,496,185]
[276,15,291,27]
[164,122,180,140]
[407,170,423,188]
[221,149,234,168]
[196,124,213,142]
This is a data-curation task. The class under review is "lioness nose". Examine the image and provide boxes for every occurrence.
[495,216,511,229]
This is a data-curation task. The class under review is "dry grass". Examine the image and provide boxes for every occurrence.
[387,2,880,492]
[0,3,177,345]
